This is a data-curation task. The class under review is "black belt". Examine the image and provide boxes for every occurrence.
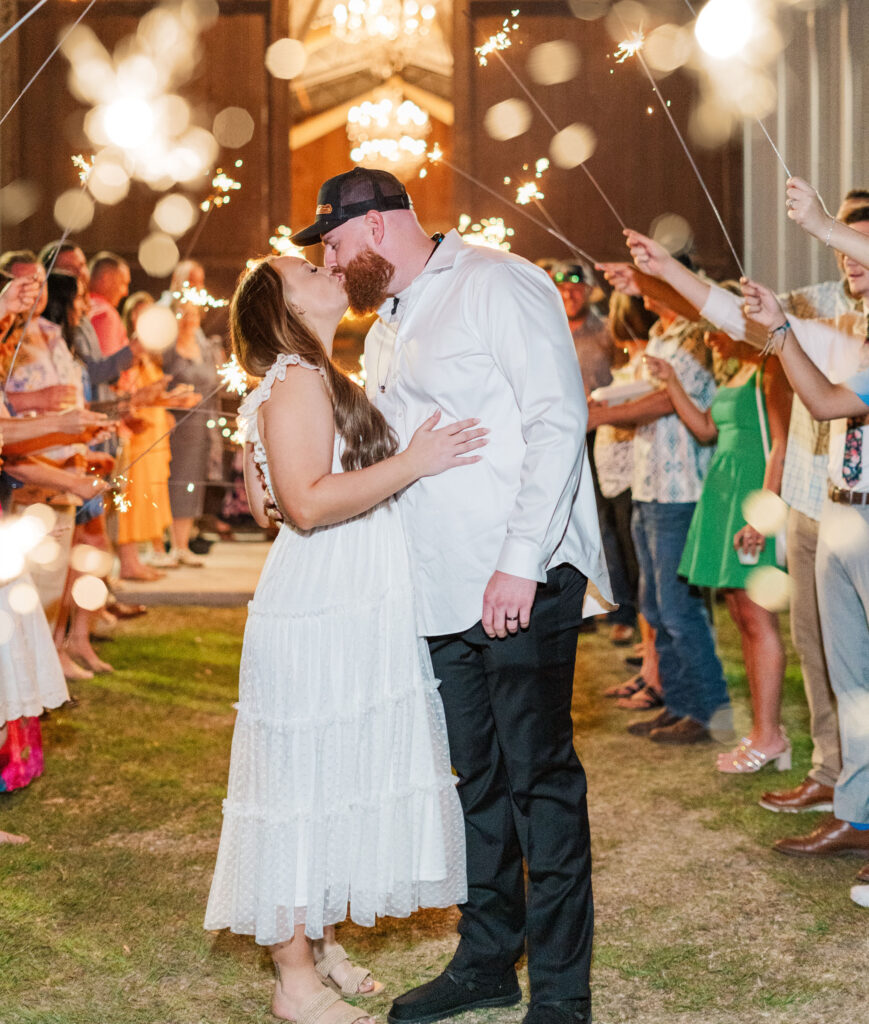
[828,481,869,505]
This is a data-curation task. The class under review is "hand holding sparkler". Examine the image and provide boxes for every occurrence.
[623,229,672,279]
[595,261,641,297]
[785,177,833,241]
[740,278,785,334]
[0,274,42,322]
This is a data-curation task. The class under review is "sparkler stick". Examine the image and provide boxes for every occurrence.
[0,0,50,47]
[471,14,628,231]
[429,148,599,265]
[678,0,791,177]
[0,0,98,129]
[615,13,745,276]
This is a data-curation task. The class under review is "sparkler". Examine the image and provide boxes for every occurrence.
[615,7,745,276]
[71,153,95,184]
[269,225,306,258]
[516,182,544,205]
[171,284,228,310]
[0,0,49,47]
[0,0,98,129]
[458,215,515,252]
[426,146,599,266]
[216,355,250,397]
[474,10,520,66]
[614,30,644,64]
[473,16,627,231]
[200,165,243,212]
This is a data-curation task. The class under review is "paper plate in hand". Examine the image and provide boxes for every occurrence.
[590,380,655,405]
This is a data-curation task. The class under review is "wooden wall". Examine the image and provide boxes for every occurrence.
[0,0,290,305]
[452,0,743,279]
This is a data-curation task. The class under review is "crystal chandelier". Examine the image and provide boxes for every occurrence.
[332,0,437,44]
[346,87,431,177]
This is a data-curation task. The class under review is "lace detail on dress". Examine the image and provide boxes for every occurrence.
[237,353,326,445]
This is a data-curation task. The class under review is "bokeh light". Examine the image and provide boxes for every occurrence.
[213,106,255,148]
[71,575,109,611]
[265,38,307,79]
[527,40,580,86]
[742,489,789,537]
[153,193,197,236]
[139,232,180,277]
[650,212,693,255]
[54,190,95,231]
[567,0,609,20]
[87,157,131,206]
[746,565,791,613]
[644,23,693,75]
[0,179,40,225]
[28,537,63,569]
[695,0,755,61]
[70,544,114,577]
[136,304,179,352]
[549,123,597,169]
[483,98,532,141]
[8,582,40,615]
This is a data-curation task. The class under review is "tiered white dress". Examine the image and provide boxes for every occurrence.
[0,573,69,726]
[204,353,466,945]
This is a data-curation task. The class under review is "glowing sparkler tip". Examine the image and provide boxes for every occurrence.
[171,284,228,309]
[427,143,444,163]
[474,13,519,66]
[217,354,250,396]
[72,154,95,184]
[516,181,544,206]
[269,225,306,258]
[614,31,645,63]
[113,493,132,513]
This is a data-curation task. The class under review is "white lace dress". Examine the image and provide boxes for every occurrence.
[204,353,466,945]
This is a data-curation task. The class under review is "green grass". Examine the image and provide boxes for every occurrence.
[1,604,867,1024]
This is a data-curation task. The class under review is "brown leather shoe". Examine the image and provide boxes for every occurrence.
[758,777,835,814]
[649,716,711,745]
[773,815,869,857]
[626,708,680,736]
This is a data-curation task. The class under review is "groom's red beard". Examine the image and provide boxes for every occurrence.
[342,248,396,315]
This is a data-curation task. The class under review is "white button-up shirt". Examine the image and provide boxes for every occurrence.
[364,229,612,637]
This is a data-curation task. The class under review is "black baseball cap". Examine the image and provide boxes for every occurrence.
[291,167,413,247]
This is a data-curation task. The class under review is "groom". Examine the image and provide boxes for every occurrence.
[292,168,611,1024]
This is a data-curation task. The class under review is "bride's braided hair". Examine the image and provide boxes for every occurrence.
[230,258,397,471]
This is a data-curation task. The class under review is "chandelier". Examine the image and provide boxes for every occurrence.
[332,0,437,44]
[346,87,431,177]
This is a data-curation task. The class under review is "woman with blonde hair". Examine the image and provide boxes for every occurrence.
[205,256,482,1024]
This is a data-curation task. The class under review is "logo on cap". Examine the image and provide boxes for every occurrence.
[316,203,333,215]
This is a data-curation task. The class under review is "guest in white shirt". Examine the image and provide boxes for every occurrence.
[291,167,611,1024]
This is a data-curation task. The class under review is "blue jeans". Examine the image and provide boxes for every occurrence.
[631,500,730,725]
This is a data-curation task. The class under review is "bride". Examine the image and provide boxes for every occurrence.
[205,256,483,1024]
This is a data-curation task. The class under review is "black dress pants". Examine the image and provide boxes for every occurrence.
[428,564,593,1003]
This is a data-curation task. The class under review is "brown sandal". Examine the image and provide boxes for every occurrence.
[314,944,384,998]
[603,674,645,700]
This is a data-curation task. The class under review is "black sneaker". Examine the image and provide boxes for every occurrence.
[388,969,521,1024]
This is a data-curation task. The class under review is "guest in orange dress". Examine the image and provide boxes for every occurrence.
[115,293,176,580]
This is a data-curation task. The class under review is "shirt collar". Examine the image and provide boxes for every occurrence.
[377,229,467,320]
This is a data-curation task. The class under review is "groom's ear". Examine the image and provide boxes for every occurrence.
[363,209,386,246]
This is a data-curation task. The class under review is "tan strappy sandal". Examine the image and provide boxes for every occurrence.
[314,944,384,998]
[274,985,374,1024]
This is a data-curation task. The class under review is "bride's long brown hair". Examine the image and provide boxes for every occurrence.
[230,258,397,471]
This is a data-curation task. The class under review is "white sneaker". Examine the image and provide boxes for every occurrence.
[850,883,869,907]
[170,547,205,567]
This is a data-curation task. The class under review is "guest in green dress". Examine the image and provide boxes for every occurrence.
[644,322,793,774]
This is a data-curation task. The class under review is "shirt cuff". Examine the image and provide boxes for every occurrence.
[495,537,547,583]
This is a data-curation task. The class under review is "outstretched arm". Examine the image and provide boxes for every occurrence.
[260,366,486,531]
[741,278,869,420]
[787,177,869,269]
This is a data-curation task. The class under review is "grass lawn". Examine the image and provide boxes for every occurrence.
[1,604,867,1024]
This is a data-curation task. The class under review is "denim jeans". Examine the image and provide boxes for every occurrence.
[631,500,730,725]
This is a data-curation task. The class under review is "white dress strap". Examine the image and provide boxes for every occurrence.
[237,353,327,444]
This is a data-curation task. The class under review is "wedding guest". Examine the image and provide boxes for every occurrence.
[205,254,474,1022]
[162,301,217,565]
[591,264,730,746]
[294,167,612,1024]
[740,271,869,908]
[625,239,793,771]
[88,252,131,358]
[115,292,177,579]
